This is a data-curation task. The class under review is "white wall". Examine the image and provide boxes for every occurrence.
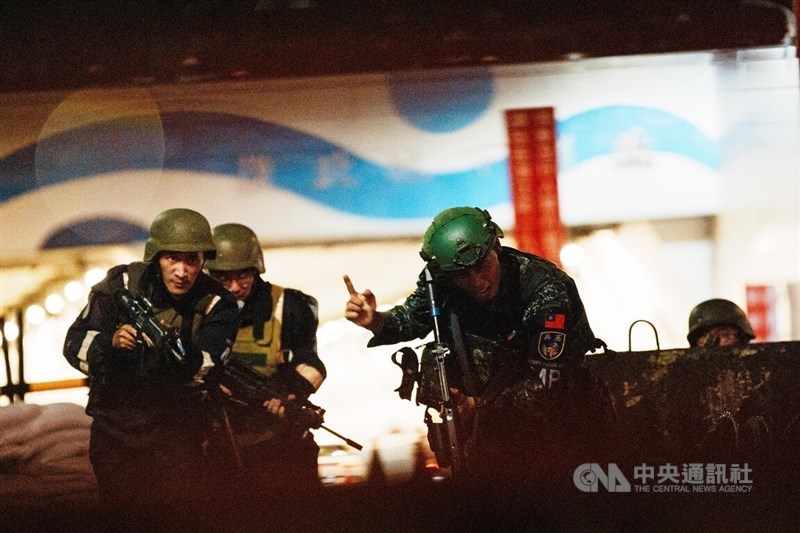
[716,49,800,339]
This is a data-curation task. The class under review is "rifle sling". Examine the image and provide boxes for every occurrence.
[448,312,478,397]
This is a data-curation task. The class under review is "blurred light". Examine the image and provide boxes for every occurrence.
[560,242,585,268]
[87,63,105,76]
[84,267,106,286]
[26,304,46,325]
[3,319,20,342]
[181,55,201,67]
[318,319,347,345]
[64,280,85,302]
[45,293,65,315]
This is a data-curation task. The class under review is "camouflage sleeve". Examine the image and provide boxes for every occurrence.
[368,272,433,347]
[519,264,592,388]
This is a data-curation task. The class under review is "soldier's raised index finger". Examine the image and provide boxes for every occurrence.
[343,274,357,296]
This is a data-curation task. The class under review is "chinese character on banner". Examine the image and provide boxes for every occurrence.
[504,107,566,266]
[746,285,778,341]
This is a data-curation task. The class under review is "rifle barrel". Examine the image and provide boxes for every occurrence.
[318,424,363,450]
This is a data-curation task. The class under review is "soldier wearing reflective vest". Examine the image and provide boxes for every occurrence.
[344,206,612,490]
[206,223,326,498]
[63,208,239,526]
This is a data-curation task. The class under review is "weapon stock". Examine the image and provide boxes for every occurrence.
[116,289,187,367]
[221,357,363,450]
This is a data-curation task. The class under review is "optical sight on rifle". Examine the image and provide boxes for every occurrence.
[116,289,187,365]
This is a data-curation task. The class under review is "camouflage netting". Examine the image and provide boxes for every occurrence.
[585,341,800,469]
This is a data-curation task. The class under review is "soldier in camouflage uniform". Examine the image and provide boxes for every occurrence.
[344,206,612,490]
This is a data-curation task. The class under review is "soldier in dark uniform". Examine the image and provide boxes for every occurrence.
[687,298,756,348]
[344,206,612,492]
[205,223,326,519]
[63,208,239,527]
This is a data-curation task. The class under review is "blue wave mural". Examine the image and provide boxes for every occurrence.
[558,105,719,170]
[0,112,509,219]
[0,105,717,222]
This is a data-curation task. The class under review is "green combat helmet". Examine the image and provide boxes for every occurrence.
[687,298,756,347]
[205,223,265,273]
[143,208,216,262]
[420,207,503,274]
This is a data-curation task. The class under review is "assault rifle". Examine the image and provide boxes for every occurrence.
[220,357,363,450]
[116,289,187,371]
[422,267,465,474]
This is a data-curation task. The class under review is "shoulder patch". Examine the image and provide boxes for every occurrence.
[538,331,566,360]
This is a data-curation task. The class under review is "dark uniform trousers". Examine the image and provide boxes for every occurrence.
[90,423,207,529]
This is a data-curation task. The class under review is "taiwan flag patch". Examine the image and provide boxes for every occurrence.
[544,311,565,330]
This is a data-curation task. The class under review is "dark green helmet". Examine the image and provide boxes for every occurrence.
[205,223,265,273]
[687,298,756,346]
[143,208,216,262]
[419,207,503,274]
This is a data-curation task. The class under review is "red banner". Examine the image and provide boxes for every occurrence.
[746,284,778,342]
[504,107,565,265]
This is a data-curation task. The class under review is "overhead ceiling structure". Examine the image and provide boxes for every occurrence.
[0,0,795,94]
